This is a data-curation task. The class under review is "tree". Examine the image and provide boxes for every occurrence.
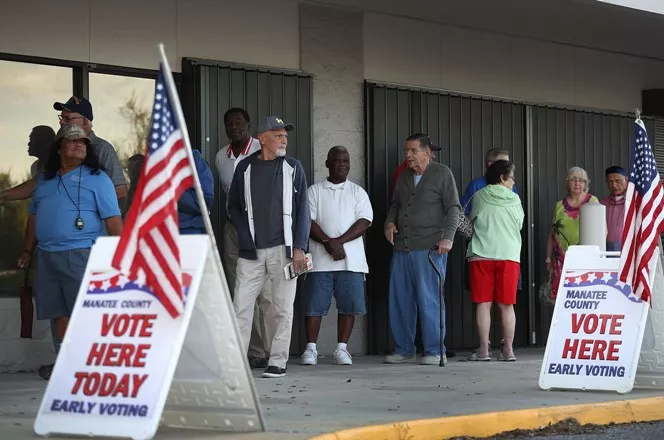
[117,92,151,160]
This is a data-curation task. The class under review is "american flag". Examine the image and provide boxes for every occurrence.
[111,66,194,318]
[619,120,664,302]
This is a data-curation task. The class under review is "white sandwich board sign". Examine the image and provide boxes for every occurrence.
[539,245,657,394]
[34,235,264,439]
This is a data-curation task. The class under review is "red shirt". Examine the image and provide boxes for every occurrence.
[392,160,408,189]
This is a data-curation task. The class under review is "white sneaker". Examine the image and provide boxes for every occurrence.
[384,353,416,364]
[420,354,448,366]
[333,347,353,365]
[301,348,318,365]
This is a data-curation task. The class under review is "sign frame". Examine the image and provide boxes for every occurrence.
[34,236,265,440]
[539,245,656,394]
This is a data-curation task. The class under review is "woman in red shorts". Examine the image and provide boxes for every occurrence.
[466,160,524,362]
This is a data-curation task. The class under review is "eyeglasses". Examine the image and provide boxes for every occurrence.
[58,115,85,123]
[508,175,516,183]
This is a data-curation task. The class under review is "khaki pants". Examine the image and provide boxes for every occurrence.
[223,221,271,358]
[233,245,297,369]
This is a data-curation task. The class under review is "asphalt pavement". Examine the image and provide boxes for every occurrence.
[482,421,664,440]
[2,349,664,439]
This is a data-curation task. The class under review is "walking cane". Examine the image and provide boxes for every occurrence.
[428,246,445,367]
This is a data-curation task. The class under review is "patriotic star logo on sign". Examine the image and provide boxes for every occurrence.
[564,271,639,303]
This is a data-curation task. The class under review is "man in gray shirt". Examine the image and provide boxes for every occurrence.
[0,96,127,209]
[384,133,461,367]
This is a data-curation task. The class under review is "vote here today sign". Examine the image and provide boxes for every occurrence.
[540,257,649,393]
[35,237,207,440]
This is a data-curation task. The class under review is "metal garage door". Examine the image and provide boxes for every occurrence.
[180,58,313,354]
[364,82,529,353]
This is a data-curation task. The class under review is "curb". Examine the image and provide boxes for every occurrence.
[309,395,664,440]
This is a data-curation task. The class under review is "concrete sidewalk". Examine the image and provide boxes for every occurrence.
[2,348,662,439]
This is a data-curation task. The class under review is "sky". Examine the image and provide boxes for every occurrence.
[1,60,154,182]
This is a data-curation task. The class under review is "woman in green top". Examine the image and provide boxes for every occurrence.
[467,160,524,362]
[545,166,598,300]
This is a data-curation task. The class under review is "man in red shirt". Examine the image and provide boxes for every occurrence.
[392,141,441,189]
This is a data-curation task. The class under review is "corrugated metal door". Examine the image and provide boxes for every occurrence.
[530,107,654,344]
[654,118,664,176]
[180,58,313,354]
[365,82,529,353]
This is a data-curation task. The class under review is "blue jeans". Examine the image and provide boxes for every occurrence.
[305,271,366,316]
[389,250,447,356]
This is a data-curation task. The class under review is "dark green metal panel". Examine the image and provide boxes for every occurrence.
[365,82,528,353]
[180,58,313,355]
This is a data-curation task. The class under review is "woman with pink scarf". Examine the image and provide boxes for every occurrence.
[545,167,598,300]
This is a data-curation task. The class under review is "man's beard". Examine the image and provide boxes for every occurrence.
[276,149,287,157]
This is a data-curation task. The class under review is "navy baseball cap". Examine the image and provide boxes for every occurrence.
[53,96,94,121]
[256,116,294,134]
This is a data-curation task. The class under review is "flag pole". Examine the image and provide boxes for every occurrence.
[156,43,268,430]
[156,44,219,250]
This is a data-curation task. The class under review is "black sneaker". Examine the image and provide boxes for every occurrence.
[38,363,54,380]
[248,356,269,369]
[262,365,286,378]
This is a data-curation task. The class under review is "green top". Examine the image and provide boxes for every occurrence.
[385,162,461,251]
[551,194,599,253]
[467,184,525,262]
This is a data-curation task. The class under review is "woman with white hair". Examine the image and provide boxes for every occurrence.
[545,166,598,300]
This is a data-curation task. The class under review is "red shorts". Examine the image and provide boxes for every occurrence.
[469,260,520,305]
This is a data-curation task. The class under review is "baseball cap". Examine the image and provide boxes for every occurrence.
[57,124,90,142]
[256,116,294,134]
[53,96,94,121]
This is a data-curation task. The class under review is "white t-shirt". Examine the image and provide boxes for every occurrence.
[308,179,373,273]
[214,137,261,197]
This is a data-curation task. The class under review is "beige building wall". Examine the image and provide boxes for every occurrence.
[364,12,664,113]
[0,0,300,72]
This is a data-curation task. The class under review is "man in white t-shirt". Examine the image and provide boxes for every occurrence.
[301,146,373,366]
[215,107,270,369]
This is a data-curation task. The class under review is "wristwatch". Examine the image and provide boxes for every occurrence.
[545,257,552,263]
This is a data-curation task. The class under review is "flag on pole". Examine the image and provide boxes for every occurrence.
[111,65,194,318]
[619,119,664,302]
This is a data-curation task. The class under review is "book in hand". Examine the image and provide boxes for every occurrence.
[283,253,313,280]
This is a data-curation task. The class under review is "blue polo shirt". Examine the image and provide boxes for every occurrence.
[29,165,120,252]
[461,176,519,215]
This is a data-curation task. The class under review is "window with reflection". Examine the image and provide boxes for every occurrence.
[89,73,154,166]
[0,60,71,296]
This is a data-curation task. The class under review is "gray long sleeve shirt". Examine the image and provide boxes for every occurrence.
[385,162,461,252]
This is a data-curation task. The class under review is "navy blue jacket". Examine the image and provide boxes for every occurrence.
[178,149,214,230]
[228,151,310,260]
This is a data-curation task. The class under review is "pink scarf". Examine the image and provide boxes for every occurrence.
[600,195,626,244]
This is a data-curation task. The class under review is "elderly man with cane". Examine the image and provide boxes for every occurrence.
[383,133,461,366]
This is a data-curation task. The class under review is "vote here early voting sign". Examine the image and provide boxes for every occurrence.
[540,246,650,394]
[34,236,264,440]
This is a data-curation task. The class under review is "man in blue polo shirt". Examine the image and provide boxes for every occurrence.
[460,148,515,214]
[17,125,123,380]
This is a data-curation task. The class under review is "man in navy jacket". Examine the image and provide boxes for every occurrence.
[177,149,214,234]
[228,116,310,378]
